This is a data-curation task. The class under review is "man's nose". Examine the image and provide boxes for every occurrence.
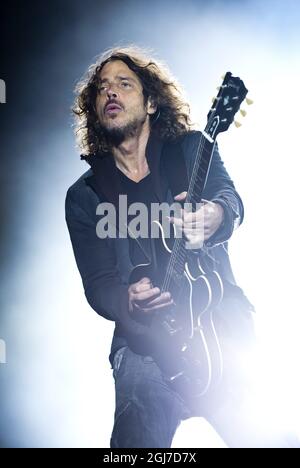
[106,85,118,98]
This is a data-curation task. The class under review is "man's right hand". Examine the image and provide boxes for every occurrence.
[128,277,173,314]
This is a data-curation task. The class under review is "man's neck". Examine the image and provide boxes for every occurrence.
[112,123,150,182]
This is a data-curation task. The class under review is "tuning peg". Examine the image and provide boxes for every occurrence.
[234,120,242,128]
[212,96,216,103]
[216,86,221,91]
[239,108,247,117]
[246,97,254,105]
[221,74,225,80]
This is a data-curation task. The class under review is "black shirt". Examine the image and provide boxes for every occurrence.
[117,168,157,266]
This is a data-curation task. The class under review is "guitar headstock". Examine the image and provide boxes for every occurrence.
[206,72,250,140]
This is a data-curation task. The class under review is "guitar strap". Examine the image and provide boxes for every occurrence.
[161,137,189,200]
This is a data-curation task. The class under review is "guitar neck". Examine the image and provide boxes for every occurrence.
[161,70,249,294]
[186,132,216,206]
[161,132,216,293]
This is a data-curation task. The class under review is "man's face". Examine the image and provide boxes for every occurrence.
[95,60,155,140]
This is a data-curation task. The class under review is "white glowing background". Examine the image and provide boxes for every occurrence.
[1,0,300,447]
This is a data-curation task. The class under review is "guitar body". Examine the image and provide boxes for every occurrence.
[129,221,224,399]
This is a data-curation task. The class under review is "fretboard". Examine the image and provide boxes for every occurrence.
[161,134,215,293]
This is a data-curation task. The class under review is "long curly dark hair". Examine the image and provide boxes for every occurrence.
[73,45,193,155]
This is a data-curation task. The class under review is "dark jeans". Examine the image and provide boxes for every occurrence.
[110,346,299,448]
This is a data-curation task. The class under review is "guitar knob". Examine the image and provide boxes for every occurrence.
[234,120,242,128]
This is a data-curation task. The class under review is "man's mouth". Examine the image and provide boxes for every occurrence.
[105,103,123,115]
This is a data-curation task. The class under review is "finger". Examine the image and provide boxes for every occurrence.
[170,217,184,227]
[174,191,187,201]
[182,209,205,223]
[183,220,206,230]
[169,219,205,240]
[140,277,151,283]
[143,299,174,313]
[133,287,161,303]
[130,277,152,293]
[185,223,213,234]
[133,282,153,294]
[170,211,204,224]
[144,291,172,307]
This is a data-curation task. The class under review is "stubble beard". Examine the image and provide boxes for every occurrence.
[101,112,147,147]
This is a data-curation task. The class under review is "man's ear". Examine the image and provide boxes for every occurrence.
[147,96,157,115]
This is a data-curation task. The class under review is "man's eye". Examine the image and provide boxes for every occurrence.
[97,83,108,92]
[121,82,131,88]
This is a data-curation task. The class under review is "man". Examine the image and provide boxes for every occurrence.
[65,46,290,448]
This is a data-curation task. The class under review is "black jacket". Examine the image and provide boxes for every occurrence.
[65,131,254,364]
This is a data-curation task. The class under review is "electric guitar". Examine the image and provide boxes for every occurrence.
[130,72,250,399]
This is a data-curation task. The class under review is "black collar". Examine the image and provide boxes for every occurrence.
[82,131,167,206]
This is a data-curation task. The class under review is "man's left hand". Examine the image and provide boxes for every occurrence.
[169,191,224,249]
